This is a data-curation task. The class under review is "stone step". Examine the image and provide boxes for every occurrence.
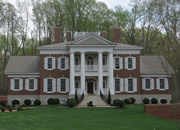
[79,95,108,106]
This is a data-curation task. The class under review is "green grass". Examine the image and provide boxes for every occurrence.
[0,105,178,130]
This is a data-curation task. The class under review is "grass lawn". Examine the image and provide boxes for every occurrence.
[0,105,178,130]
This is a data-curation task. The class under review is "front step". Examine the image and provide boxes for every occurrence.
[79,95,108,106]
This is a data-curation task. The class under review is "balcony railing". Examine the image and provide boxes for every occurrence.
[74,65,109,72]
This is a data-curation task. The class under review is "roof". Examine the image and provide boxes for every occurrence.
[38,42,70,50]
[4,56,40,74]
[115,43,143,50]
[140,56,175,75]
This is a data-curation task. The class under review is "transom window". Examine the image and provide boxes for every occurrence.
[61,79,66,92]
[128,79,133,91]
[128,58,133,69]
[61,58,66,69]
[48,58,52,69]
[145,79,151,89]
[14,79,19,90]
[29,79,34,90]
[47,79,53,92]
[160,79,165,89]
[115,79,120,91]
[115,58,120,69]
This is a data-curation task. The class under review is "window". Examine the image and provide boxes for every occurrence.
[75,57,79,65]
[29,79,34,90]
[115,79,120,91]
[47,79,53,92]
[128,58,133,69]
[75,81,79,89]
[103,81,106,88]
[48,58,52,69]
[145,79,151,89]
[103,57,106,65]
[61,79,66,92]
[61,58,66,69]
[160,79,165,89]
[14,79,19,90]
[115,58,120,69]
[128,79,133,91]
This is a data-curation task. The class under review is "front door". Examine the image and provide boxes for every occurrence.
[87,82,93,94]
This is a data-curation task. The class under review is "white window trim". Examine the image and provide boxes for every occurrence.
[142,78,154,91]
[156,78,168,91]
[44,56,56,70]
[125,78,137,93]
[125,56,136,70]
[44,78,56,93]
[57,78,69,93]
[58,56,69,70]
[75,56,80,65]
[25,78,38,91]
[114,77,124,93]
[60,98,67,104]
[11,78,23,91]
[114,56,123,70]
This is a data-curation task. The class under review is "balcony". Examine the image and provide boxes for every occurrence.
[74,65,109,72]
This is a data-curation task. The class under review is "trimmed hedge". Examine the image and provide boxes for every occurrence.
[151,98,158,104]
[47,98,60,105]
[130,97,136,104]
[143,98,150,104]
[34,100,41,106]
[67,99,77,108]
[24,99,31,106]
[124,99,131,104]
[113,99,124,108]
[12,99,20,106]
[160,99,167,104]
[54,98,60,105]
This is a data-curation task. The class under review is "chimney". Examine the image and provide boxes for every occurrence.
[101,31,107,39]
[66,31,71,41]
[114,28,121,43]
[54,27,61,43]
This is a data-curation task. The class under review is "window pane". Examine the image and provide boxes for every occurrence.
[61,79,66,91]
[160,79,165,89]
[47,79,52,92]
[128,58,133,68]
[115,79,120,91]
[145,79,151,89]
[61,58,65,69]
[75,58,79,65]
[128,79,133,91]
[48,58,52,69]
[29,79,34,89]
[14,79,19,89]
[75,82,79,89]
[115,58,120,69]
[103,57,106,65]
[103,81,106,88]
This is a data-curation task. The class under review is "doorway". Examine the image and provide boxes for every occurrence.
[87,82,93,94]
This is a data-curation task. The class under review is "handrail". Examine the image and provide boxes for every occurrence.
[77,92,84,104]
[100,90,109,104]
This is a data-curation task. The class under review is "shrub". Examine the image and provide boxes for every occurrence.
[130,97,136,104]
[12,100,20,106]
[113,99,125,108]
[8,107,13,112]
[24,99,31,106]
[67,99,76,108]
[54,98,60,105]
[34,100,41,106]
[17,106,22,111]
[143,98,150,104]
[124,99,131,104]
[0,101,6,106]
[47,98,54,105]
[160,99,167,104]
[151,98,158,104]
[1,106,5,112]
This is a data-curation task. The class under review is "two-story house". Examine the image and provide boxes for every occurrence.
[4,28,174,105]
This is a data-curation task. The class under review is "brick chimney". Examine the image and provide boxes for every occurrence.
[114,28,121,43]
[66,31,71,41]
[101,31,107,39]
[54,27,61,43]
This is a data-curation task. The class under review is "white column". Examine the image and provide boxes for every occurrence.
[98,52,103,94]
[70,52,75,95]
[81,52,85,94]
[109,52,115,95]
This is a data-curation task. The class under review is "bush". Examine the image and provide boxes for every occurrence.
[151,98,158,104]
[47,98,54,105]
[160,99,167,104]
[54,98,60,105]
[124,99,131,104]
[130,97,136,104]
[143,98,150,104]
[24,99,31,106]
[12,100,20,106]
[0,101,6,106]
[34,100,41,106]
[1,106,5,112]
[67,99,77,108]
[8,107,13,112]
[113,99,125,108]
[17,106,22,111]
